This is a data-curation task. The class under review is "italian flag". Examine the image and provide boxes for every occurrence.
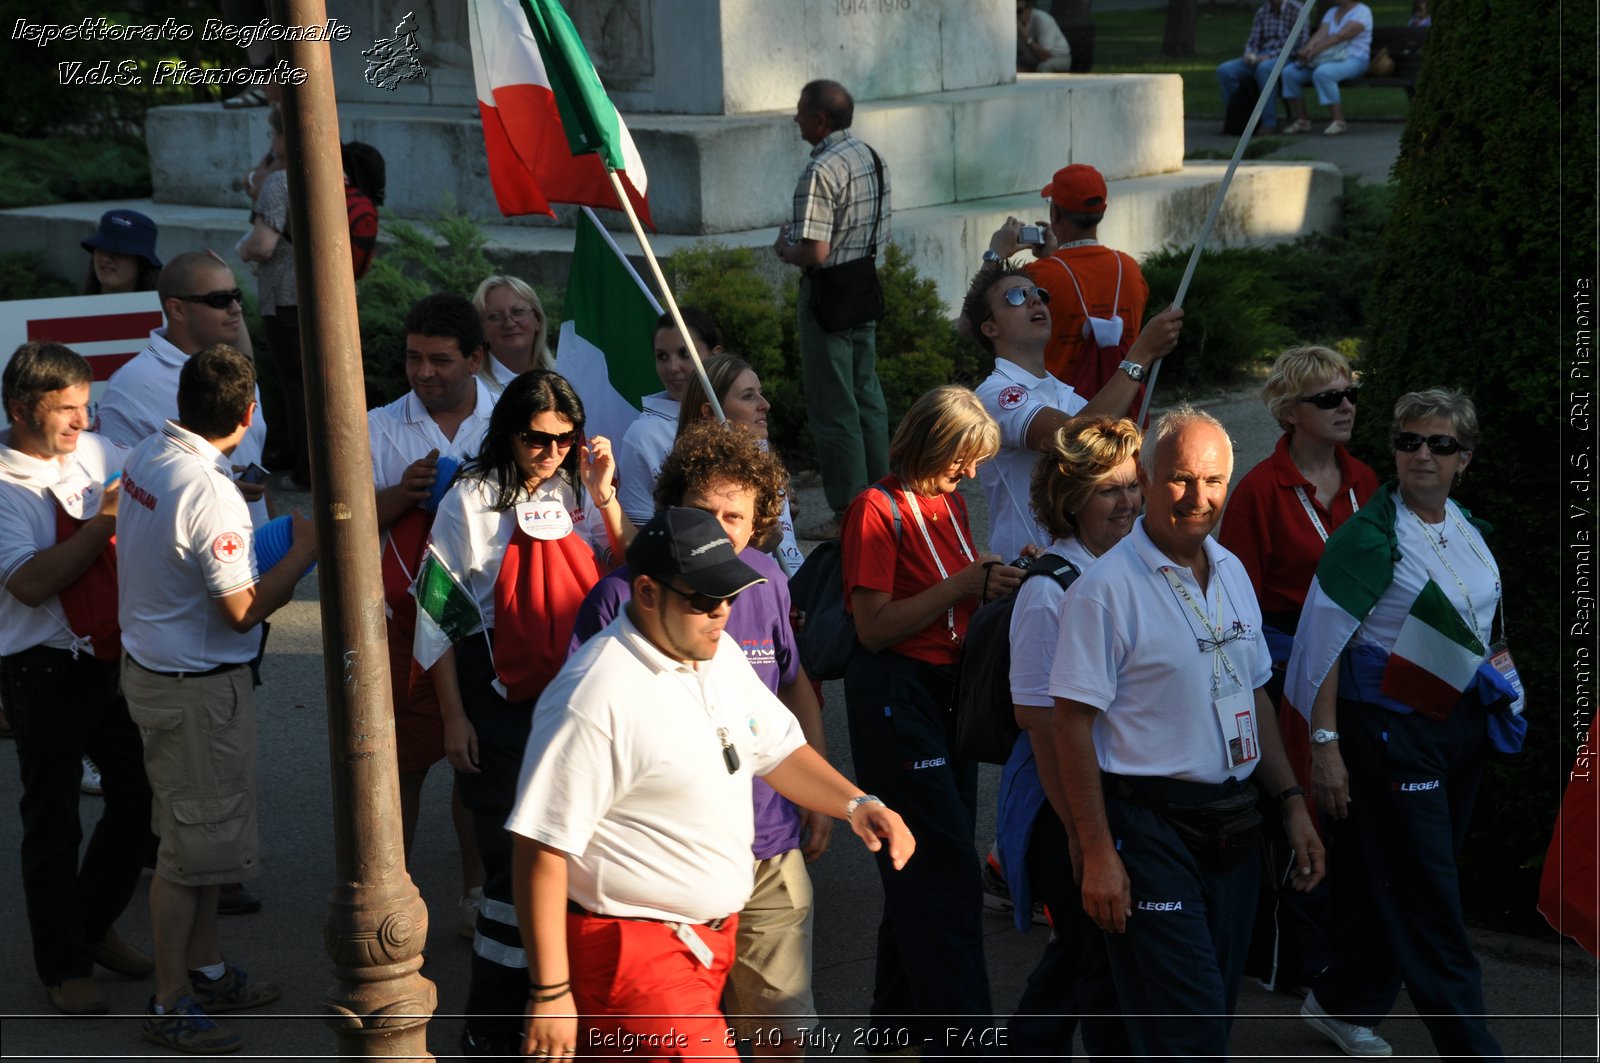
[554,207,664,449]
[1378,580,1485,720]
[468,0,652,225]
[1284,487,1485,722]
[413,545,485,671]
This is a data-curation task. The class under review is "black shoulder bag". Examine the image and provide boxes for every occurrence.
[806,147,886,333]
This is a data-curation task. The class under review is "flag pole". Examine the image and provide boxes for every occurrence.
[1135,0,1317,429]
[601,171,728,424]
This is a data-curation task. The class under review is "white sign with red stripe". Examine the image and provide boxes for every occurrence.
[0,292,163,425]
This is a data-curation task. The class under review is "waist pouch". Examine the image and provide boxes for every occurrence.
[1106,775,1263,864]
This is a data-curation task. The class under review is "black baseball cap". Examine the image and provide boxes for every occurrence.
[627,507,767,599]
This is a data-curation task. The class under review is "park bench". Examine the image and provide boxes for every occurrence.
[1346,25,1428,98]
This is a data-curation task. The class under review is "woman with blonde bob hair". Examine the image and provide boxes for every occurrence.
[1219,344,1377,997]
[999,415,1142,1056]
[472,275,553,393]
[838,385,1025,1045]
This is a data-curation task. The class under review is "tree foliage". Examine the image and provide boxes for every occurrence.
[1353,0,1596,922]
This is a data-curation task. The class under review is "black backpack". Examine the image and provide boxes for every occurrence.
[952,553,1080,765]
[1223,75,1261,136]
[789,485,899,681]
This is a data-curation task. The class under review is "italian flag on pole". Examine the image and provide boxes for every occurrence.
[413,545,485,672]
[468,0,652,225]
[555,207,664,449]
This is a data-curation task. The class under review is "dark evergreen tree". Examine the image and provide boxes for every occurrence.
[1353,0,1597,922]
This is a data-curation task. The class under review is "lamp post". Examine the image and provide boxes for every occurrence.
[272,1,436,1055]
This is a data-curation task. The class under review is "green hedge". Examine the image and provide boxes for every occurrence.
[641,240,974,471]
[1139,176,1394,393]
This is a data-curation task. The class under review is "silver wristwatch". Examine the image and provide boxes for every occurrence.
[981,249,1002,265]
[846,794,884,821]
[1310,728,1340,745]
[1117,359,1147,383]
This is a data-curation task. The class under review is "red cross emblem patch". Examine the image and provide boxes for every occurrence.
[998,385,1027,410]
[212,532,246,563]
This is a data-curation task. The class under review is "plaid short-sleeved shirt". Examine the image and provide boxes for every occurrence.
[1246,0,1309,56]
[790,130,891,269]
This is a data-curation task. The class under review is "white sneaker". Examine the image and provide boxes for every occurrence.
[1301,990,1393,1057]
[80,757,103,796]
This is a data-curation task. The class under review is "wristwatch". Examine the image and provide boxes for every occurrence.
[981,249,1002,266]
[846,794,884,821]
[1310,728,1340,745]
[1117,359,1147,383]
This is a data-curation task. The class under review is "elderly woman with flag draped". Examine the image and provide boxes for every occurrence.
[1284,388,1520,1059]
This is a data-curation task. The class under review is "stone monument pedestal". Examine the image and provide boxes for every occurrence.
[0,0,1342,314]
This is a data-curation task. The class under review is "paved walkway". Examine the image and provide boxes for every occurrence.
[1185,116,1406,186]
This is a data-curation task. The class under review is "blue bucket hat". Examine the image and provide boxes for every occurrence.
[81,209,162,270]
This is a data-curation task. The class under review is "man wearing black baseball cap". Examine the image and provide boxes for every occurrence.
[495,507,915,1061]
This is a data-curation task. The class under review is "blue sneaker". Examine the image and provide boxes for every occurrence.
[142,994,242,1054]
[188,962,280,1013]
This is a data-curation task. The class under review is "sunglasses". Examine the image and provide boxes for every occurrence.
[659,581,741,614]
[999,285,1051,308]
[1392,432,1464,455]
[1298,386,1360,410]
[515,428,577,450]
[176,288,243,309]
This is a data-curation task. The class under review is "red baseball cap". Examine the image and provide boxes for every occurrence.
[1041,165,1108,212]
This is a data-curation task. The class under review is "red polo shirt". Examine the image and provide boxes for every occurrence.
[842,477,977,667]
[1218,434,1379,618]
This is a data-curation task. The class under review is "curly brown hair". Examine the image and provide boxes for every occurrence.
[653,419,788,545]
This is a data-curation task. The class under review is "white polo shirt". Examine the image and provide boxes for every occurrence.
[507,609,806,923]
[1008,536,1095,708]
[367,380,495,490]
[481,356,518,397]
[616,391,679,525]
[96,328,270,526]
[117,422,262,671]
[0,431,123,656]
[1049,518,1272,784]
[975,359,1087,561]
[427,472,601,630]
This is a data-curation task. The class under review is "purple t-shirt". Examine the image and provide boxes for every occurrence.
[569,548,803,859]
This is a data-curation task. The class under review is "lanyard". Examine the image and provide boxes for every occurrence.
[1401,501,1500,641]
[902,489,975,643]
[1058,238,1099,249]
[1160,566,1247,696]
[1292,485,1359,543]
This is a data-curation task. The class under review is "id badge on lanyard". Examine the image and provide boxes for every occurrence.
[1162,566,1259,772]
[1214,684,1259,770]
[1488,640,1525,716]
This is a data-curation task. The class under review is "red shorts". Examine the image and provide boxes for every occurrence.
[386,621,443,775]
[569,910,740,1061]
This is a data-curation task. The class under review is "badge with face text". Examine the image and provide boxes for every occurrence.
[514,501,573,541]
[48,473,100,521]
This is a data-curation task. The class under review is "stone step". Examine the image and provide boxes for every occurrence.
[1,160,1340,318]
[144,73,1184,235]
